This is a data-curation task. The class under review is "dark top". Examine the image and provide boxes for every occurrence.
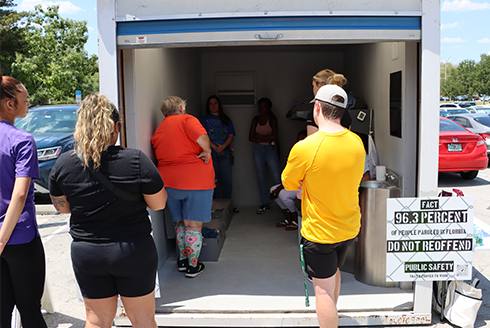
[306,107,352,129]
[49,146,163,242]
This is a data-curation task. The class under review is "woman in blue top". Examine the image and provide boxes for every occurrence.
[200,95,236,202]
[0,75,48,327]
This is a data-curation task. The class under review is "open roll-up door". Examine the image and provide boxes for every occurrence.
[117,15,421,48]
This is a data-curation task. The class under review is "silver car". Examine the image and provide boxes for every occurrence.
[448,113,490,154]
[467,105,490,114]
[446,108,470,115]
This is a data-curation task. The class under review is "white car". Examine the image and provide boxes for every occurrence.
[440,103,461,109]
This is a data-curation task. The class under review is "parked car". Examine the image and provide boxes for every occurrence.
[439,117,488,179]
[446,108,470,115]
[455,95,468,101]
[440,103,461,109]
[458,101,477,108]
[14,104,78,193]
[440,109,449,117]
[447,113,490,156]
[469,106,490,114]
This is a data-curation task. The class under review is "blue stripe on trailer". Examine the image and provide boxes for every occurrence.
[117,16,421,35]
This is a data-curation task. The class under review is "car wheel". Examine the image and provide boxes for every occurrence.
[460,171,478,180]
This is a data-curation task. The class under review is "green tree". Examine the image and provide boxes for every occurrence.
[446,59,477,99]
[474,54,490,100]
[0,0,26,75]
[440,61,457,99]
[11,5,98,104]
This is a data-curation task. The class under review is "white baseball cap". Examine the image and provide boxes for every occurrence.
[311,84,348,109]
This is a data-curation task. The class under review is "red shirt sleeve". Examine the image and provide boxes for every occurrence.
[184,115,207,145]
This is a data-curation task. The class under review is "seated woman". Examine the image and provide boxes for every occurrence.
[270,184,299,231]
[49,93,167,328]
[269,130,307,231]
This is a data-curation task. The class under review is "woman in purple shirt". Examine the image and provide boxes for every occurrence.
[0,75,48,327]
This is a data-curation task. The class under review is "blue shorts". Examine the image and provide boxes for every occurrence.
[166,187,213,223]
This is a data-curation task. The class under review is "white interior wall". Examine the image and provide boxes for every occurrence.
[345,42,418,197]
[200,48,346,206]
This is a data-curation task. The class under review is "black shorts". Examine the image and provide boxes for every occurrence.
[71,235,158,299]
[301,236,356,279]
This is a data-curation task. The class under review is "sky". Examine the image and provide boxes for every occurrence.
[11,0,490,65]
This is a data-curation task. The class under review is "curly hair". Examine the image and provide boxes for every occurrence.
[74,93,120,169]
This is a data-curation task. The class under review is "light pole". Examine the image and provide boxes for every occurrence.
[444,57,451,102]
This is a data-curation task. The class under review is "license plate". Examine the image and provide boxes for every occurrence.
[448,143,462,152]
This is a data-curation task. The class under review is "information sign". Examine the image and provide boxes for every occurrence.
[76,90,82,104]
[386,197,473,282]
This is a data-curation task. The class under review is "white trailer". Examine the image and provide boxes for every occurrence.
[97,0,440,325]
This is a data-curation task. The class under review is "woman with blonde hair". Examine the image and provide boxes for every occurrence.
[49,93,167,328]
[307,69,352,135]
[1,74,48,327]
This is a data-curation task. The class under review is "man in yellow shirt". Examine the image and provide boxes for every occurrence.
[282,84,365,328]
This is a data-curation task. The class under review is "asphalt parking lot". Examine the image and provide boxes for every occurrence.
[35,169,490,328]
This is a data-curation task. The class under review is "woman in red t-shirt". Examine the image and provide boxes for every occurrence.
[151,96,215,278]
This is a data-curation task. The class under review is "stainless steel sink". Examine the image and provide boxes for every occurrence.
[360,180,390,189]
[356,179,400,287]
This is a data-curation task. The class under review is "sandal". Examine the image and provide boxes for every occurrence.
[275,219,289,227]
[284,221,298,231]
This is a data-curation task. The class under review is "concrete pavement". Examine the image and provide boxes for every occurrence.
[37,168,490,327]
[37,210,88,328]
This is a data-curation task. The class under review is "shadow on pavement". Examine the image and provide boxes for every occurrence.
[438,172,490,188]
[43,312,86,328]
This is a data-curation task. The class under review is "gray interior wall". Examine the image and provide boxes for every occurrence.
[123,47,201,264]
[152,48,202,122]
[200,48,346,206]
[345,42,418,197]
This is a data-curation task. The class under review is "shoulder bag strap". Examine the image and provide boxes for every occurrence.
[89,168,143,202]
[77,152,143,202]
